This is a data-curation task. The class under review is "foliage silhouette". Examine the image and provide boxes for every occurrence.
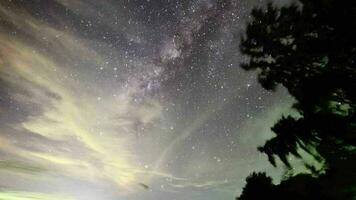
[237,0,356,199]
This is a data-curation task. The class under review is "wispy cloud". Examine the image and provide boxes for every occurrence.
[0,191,76,200]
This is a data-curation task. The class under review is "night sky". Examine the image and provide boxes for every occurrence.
[0,0,305,200]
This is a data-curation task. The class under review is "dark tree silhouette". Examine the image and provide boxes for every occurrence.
[239,173,323,200]
[237,0,356,199]
[238,172,275,200]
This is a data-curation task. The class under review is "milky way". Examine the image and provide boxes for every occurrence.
[0,1,302,200]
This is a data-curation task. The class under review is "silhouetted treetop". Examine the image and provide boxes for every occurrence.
[237,1,356,199]
[240,0,356,169]
[238,172,274,200]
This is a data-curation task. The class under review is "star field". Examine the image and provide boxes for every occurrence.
[0,1,301,200]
